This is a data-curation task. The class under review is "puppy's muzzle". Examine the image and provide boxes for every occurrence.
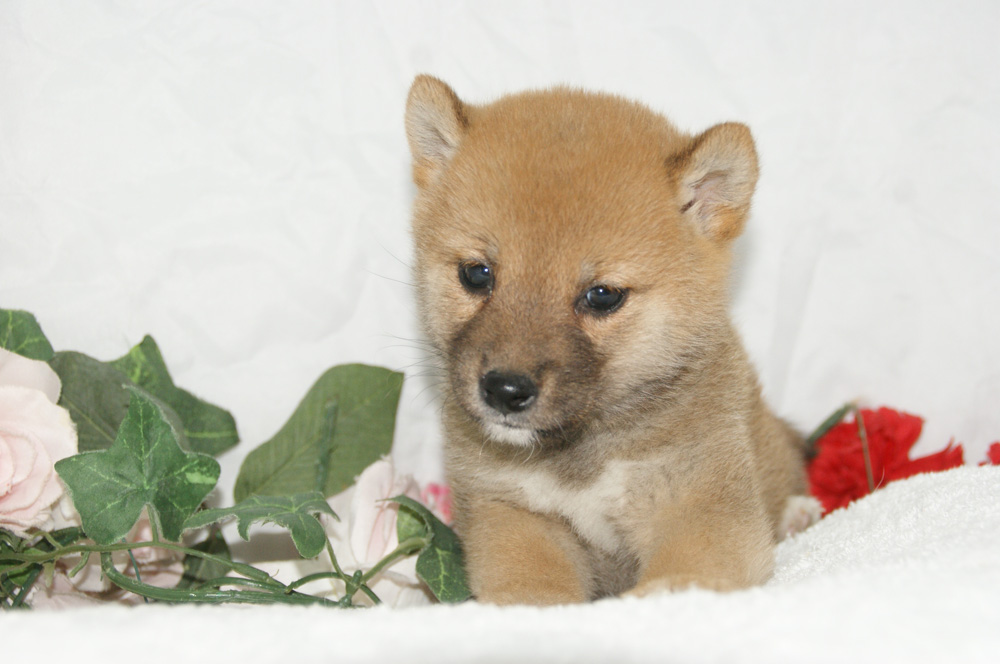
[480,370,538,414]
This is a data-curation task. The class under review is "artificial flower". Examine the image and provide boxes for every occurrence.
[0,348,78,536]
[255,457,443,607]
[347,456,423,566]
[808,407,965,514]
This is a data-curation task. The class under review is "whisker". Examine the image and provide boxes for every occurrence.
[375,239,414,271]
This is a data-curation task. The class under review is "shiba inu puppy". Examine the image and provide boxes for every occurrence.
[404,75,817,604]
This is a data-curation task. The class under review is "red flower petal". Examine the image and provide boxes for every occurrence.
[808,407,965,514]
[883,442,964,482]
[981,442,1000,466]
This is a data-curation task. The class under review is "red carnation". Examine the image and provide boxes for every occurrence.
[807,407,965,514]
[982,442,1000,466]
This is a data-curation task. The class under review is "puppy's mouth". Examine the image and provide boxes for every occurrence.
[481,420,539,447]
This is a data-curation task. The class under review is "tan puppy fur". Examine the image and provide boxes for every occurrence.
[405,75,814,605]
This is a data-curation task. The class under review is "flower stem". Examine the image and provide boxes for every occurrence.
[854,408,876,493]
[6,538,277,586]
[98,553,339,606]
[360,536,429,586]
[123,539,149,604]
[285,571,343,591]
[10,566,41,608]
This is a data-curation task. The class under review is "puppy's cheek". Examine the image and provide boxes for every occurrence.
[422,290,482,354]
[585,308,668,399]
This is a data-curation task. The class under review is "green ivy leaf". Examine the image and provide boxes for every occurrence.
[233,364,403,502]
[395,502,428,543]
[175,528,232,590]
[0,530,32,589]
[49,351,133,452]
[183,493,335,559]
[50,348,231,458]
[55,389,220,544]
[111,336,239,457]
[391,495,470,603]
[0,309,54,361]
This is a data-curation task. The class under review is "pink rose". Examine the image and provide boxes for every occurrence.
[0,348,78,536]
[346,456,422,566]
[255,457,447,607]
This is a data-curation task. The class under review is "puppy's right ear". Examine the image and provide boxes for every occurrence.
[405,75,469,188]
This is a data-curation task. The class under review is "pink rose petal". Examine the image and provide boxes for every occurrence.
[0,429,50,513]
[348,458,420,567]
[0,352,78,536]
[0,435,15,492]
[0,351,61,403]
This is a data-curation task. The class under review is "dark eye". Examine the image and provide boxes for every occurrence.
[459,262,493,293]
[581,285,627,314]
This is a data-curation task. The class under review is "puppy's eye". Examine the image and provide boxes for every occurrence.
[581,285,627,314]
[459,262,493,293]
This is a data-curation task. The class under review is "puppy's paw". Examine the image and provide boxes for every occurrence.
[778,495,823,539]
[477,585,585,606]
[624,575,739,599]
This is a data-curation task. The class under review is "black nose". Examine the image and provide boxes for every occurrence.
[480,371,538,414]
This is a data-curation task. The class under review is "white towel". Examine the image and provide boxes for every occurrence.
[5,466,997,664]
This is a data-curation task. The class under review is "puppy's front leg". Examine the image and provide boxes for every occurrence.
[463,500,591,605]
[630,496,775,596]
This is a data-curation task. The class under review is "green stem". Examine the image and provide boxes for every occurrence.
[325,540,349,581]
[302,544,382,605]
[68,551,92,578]
[344,570,363,601]
[98,554,339,607]
[360,536,428,586]
[6,539,275,585]
[124,540,148,604]
[855,407,876,492]
[11,566,41,608]
[285,571,343,591]
[192,576,285,592]
[3,528,422,609]
[358,583,381,605]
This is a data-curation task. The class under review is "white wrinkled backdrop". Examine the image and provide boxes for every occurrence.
[2,0,999,502]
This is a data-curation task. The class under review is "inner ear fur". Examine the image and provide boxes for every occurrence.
[405,75,470,188]
[671,122,759,243]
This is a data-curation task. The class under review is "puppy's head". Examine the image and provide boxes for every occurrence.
[405,75,758,447]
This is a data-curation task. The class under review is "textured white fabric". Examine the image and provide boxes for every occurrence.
[5,466,999,663]
[3,1,998,493]
[2,1,999,658]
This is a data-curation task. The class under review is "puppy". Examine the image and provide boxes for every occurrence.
[404,75,817,604]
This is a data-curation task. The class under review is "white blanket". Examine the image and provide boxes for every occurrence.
[5,466,998,663]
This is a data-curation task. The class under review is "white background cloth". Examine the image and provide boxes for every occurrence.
[3,1,999,490]
[2,1,1000,658]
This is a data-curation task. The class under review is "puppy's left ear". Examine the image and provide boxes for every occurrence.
[405,75,470,188]
[672,122,759,242]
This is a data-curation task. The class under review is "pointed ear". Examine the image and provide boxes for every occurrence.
[672,122,759,242]
[405,75,470,188]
